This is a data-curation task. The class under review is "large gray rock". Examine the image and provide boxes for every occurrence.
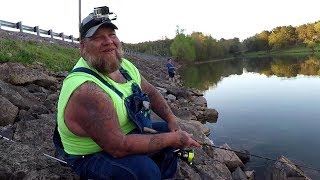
[164,85,193,100]
[196,108,219,123]
[0,139,77,180]
[176,161,202,180]
[270,156,311,180]
[232,167,247,180]
[193,96,207,107]
[0,62,56,88]
[0,80,41,110]
[0,114,78,179]
[213,143,244,171]
[0,95,18,126]
[178,119,233,179]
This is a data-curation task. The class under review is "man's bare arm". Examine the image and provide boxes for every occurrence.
[140,76,179,131]
[64,82,197,157]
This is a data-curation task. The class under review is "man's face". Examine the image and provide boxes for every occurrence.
[81,26,123,74]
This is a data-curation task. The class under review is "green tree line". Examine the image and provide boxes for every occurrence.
[180,56,320,91]
[123,26,242,62]
[244,21,320,52]
[123,21,320,63]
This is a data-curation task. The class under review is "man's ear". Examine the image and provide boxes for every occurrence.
[80,41,84,49]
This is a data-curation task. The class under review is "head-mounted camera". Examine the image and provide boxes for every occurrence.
[93,6,117,21]
[80,6,118,39]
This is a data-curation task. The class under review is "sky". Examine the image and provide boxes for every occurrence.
[0,0,319,43]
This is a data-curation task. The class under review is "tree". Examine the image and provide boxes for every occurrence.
[314,21,320,42]
[170,33,196,62]
[204,35,224,58]
[191,32,207,60]
[256,31,271,51]
[296,23,317,43]
[269,26,297,48]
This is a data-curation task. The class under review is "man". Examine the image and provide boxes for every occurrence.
[166,58,175,82]
[53,8,200,180]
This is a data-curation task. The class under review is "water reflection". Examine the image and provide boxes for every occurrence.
[180,56,320,179]
[180,56,320,91]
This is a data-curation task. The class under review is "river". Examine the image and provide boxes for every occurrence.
[180,56,320,179]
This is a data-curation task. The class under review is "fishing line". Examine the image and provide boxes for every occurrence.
[0,133,67,164]
[144,127,320,172]
[201,142,320,172]
[2,131,320,173]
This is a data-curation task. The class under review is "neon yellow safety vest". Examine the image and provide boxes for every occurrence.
[57,57,140,155]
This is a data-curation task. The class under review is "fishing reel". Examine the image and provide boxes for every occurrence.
[174,149,194,165]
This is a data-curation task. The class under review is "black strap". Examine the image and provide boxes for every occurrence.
[70,67,135,98]
[71,67,124,98]
[119,67,132,81]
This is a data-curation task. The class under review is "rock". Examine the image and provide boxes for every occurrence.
[0,62,57,88]
[0,80,41,110]
[171,106,194,121]
[176,161,202,180]
[245,170,255,180]
[56,71,69,77]
[232,167,247,180]
[235,149,250,164]
[194,161,232,180]
[213,143,244,171]
[166,94,176,102]
[155,86,167,94]
[17,109,35,122]
[190,89,204,96]
[0,139,77,179]
[0,95,19,126]
[0,125,14,140]
[203,108,218,121]
[177,119,233,179]
[184,120,210,136]
[269,156,311,180]
[193,96,207,107]
[28,104,50,118]
[164,85,192,100]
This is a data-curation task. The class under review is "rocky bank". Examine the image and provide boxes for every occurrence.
[0,29,312,180]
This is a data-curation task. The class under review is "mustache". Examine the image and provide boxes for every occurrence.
[82,47,123,74]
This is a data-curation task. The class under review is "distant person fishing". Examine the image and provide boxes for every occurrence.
[167,58,176,83]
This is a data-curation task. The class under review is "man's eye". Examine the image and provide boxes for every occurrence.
[92,36,103,40]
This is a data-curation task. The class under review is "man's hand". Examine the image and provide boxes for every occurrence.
[172,130,201,148]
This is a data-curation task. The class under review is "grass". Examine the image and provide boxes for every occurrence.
[243,43,320,58]
[0,38,80,72]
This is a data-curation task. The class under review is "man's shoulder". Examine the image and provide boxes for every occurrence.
[120,58,134,68]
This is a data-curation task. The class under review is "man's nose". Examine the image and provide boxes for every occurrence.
[102,36,113,45]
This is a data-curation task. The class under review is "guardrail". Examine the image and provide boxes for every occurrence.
[0,19,79,43]
[0,19,168,60]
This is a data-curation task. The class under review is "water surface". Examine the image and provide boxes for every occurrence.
[180,56,320,179]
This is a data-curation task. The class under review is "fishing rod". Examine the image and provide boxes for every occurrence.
[2,129,320,173]
[143,127,320,172]
[200,142,320,172]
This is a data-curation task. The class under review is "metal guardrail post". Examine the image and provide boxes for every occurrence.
[60,33,64,41]
[0,21,2,29]
[70,35,74,43]
[48,29,53,39]
[34,26,40,36]
[17,21,23,32]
